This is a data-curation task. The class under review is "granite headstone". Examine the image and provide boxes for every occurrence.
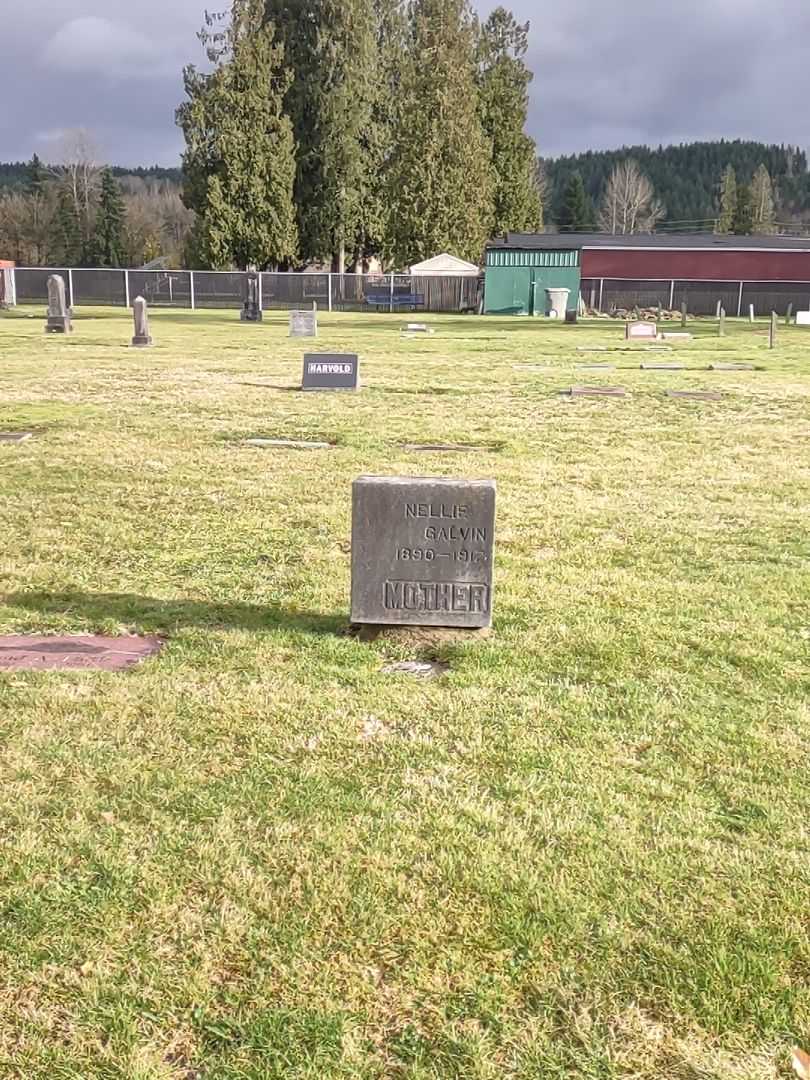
[625,321,658,340]
[351,476,496,628]
[45,274,72,333]
[240,273,262,322]
[290,308,317,337]
[302,353,359,391]
[131,295,153,347]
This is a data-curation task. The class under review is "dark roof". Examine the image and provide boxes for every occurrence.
[487,231,810,252]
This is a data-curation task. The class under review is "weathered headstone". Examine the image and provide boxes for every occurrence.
[769,311,778,349]
[786,303,793,326]
[681,301,688,328]
[302,353,359,391]
[289,308,317,337]
[796,311,810,326]
[45,274,72,334]
[351,476,496,628]
[402,323,434,334]
[625,321,658,340]
[719,307,726,336]
[240,273,262,322]
[749,304,755,323]
[130,296,152,347]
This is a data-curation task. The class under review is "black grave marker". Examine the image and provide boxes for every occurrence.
[302,353,359,391]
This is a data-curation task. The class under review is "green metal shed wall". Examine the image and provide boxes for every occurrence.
[484,248,581,315]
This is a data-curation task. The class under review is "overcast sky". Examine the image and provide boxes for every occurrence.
[2,0,809,167]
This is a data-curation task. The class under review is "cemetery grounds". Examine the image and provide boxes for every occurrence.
[0,306,809,1079]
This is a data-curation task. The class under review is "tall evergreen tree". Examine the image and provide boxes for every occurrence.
[55,189,82,266]
[716,164,737,234]
[27,154,45,196]
[750,164,776,234]
[92,168,126,266]
[386,0,494,266]
[263,0,378,270]
[558,171,593,231]
[477,8,541,233]
[178,0,298,268]
[733,184,754,235]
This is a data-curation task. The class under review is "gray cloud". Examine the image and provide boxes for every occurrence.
[1,0,808,166]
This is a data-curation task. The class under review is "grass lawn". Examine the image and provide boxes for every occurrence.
[0,305,809,1078]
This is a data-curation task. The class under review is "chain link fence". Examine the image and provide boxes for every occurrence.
[581,277,810,317]
[10,268,483,315]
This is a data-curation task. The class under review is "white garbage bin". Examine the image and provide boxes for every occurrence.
[545,287,570,320]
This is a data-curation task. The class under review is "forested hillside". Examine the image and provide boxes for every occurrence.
[546,140,810,231]
[0,162,182,192]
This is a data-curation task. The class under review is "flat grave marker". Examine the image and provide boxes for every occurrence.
[400,442,489,452]
[0,635,162,672]
[302,353,359,391]
[0,431,33,443]
[640,363,685,370]
[244,438,332,450]
[564,386,628,398]
[289,308,317,338]
[667,390,722,401]
[402,323,434,334]
[709,363,756,371]
[351,475,496,629]
[576,363,616,371]
[625,321,658,340]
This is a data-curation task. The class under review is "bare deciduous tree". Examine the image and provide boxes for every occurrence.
[49,128,103,251]
[598,159,664,235]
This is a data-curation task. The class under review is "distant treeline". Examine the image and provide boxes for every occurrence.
[0,162,183,192]
[545,140,810,230]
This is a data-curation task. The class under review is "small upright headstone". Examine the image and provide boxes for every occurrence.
[240,273,262,322]
[351,475,496,629]
[625,321,658,340]
[130,296,153,347]
[769,311,778,349]
[786,303,793,326]
[716,300,722,318]
[681,301,688,328]
[749,304,755,323]
[289,308,317,337]
[302,353,359,391]
[796,311,810,326]
[719,307,726,337]
[45,274,72,334]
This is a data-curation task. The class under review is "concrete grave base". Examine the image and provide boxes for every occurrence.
[45,317,72,334]
[353,624,492,646]
[131,335,153,348]
[0,635,163,671]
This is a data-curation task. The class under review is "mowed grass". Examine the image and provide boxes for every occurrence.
[0,305,809,1079]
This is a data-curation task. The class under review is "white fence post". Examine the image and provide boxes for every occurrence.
[9,267,16,307]
[389,273,395,313]
[669,280,675,309]
[68,268,75,309]
[124,269,130,308]
[189,271,196,310]
[256,272,262,313]
[328,273,333,312]
[598,278,604,312]
[737,281,744,318]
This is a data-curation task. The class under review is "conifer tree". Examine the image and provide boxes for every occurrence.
[716,164,737,234]
[177,0,298,268]
[750,164,776,234]
[262,0,378,270]
[477,7,541,233]
[92,168,126,266]
[27,154,45,196]
[386,0,494,266]
[733,184,754,235]
[55,189,82,266]
[558,172,593,231]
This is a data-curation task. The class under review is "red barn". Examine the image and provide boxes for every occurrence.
[486,233,810,315]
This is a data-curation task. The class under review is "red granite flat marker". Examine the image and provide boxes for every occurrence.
[564,386,628,398]
[0,635,163,671]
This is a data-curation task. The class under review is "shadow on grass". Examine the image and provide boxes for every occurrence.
[2,591,345,638]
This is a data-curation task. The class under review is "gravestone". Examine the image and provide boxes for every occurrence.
[625,321,658,340]
[0,635,162,671]
[302,353,359,391]
[769,311,778,349]
[131,296,153,347]
[0,431,33,443]
[45,274,72,333]
[240,273,262,322]
[640,363,684,370]
[403,322,434,334]
[796,311,810,326]
[681,301,688,328]
[290,307,317,337]
[719,307,726,336]
[351,475,496,629]
[565,386,627,398]
[786,303,793,325]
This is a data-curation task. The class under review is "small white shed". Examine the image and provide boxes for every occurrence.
[409,253,480,276]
